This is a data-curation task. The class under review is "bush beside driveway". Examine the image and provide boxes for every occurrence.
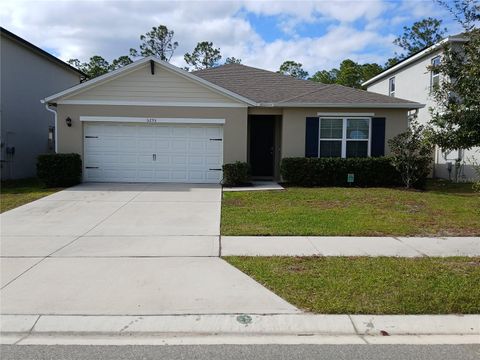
[221,180,479,236]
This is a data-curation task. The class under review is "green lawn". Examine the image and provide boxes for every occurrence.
[0,178,63,213]
[226,256,480,314]
[221,180,480,236]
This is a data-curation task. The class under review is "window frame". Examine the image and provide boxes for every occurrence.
[388,77,395,97]
[318,117,371,158]
[431,56,441,90]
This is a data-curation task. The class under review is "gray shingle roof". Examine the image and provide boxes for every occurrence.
[193,63,422,107]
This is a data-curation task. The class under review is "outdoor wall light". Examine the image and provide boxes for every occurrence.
[65,117,72,127]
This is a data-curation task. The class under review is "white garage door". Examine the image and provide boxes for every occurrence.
[83,123,223,183]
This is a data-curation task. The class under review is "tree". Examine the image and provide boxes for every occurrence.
[309,69,338,84]
[110,55,133,70]
[225,57,242,64]
[388,17,447,66]
[309,60,383,88]
[184,41,222,70]
[68,55,133,79]
[68,55,110,78]
[278,61,308,79]
[129,25,178,61]
[388,120,433,189]
[335,59,363,88]
[428,0,480,151]
[361,63,384,82]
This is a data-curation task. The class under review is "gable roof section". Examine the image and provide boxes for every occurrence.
[43,57,256,106]
[1,27,85,77]
[362,33,467,87]
[44,57,422,109]
[194,64,423,108]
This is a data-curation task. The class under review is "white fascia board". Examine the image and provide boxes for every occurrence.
[57,100,247,108]
[80,116,226,124]
[43,56,256,106]
[263,102,425,109]
[317,112,375,117]
[362,36,467,87]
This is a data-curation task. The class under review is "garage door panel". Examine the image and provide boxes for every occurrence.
[84,122,223,183]
[172,127,189,137]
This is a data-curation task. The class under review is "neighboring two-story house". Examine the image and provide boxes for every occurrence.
[1,27,84,179]
[363,33,478,181]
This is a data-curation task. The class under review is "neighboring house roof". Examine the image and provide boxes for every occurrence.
[0,27,86,77]
[194,63,423,108]
[362,33,467,87]
[44,55,423,109]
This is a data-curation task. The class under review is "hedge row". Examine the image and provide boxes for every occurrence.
[37,153,82,187]
[280,157,404,187]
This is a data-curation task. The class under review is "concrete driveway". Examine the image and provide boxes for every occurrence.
[0,183,297,315]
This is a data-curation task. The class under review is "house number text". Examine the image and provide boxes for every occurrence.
[146,118,157,123]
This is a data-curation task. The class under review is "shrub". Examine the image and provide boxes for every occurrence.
[222,161,250,186]
[388,121,432,189]
[280,157,403,187]
[37,153,82,187]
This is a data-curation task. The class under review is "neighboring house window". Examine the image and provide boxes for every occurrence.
[431,56,441,90]
[388,77,395,97]
[48,126,55,152]
[319,118,371,158]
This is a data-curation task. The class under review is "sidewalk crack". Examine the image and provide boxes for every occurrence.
[393,237,428,257]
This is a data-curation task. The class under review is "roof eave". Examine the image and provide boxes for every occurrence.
[1,27,86,78]
[259,102,425,109]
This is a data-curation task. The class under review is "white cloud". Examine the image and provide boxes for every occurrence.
[0,0,417,74]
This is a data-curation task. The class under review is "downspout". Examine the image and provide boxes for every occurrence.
[44,103,58,153]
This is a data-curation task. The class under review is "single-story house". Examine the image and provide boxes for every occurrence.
[42,57,423,183]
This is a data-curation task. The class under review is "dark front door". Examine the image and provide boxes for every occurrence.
[249,116,275,177]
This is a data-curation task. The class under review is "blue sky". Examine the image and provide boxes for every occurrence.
[1,0,461,74]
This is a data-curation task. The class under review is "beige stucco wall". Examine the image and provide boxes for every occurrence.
[280,107,409,158]
[56,105,248,164]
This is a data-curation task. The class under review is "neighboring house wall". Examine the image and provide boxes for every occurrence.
[281,108,409,158]
[0,35,81,179]
[366,48,479,181]
[367,49,441,127]
[55,104,248,164]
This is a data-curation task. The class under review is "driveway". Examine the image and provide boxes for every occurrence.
[0,183,297,315]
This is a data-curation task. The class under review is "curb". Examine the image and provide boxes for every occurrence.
[2,314,479,345]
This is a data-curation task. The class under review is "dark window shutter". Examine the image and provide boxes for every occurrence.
[305,117,319,157]
[371,117,386,157]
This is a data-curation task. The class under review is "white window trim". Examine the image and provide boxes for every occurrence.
[318,117,371,158]
[431,56,441,91]
[388,77,395,97]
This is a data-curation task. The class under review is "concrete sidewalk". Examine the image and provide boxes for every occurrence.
[221,236,480,256]
[2,314,479,345]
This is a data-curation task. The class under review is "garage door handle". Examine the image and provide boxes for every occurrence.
[209,168,222,171]
[209,138,223,141]
[85,166,99,169]
[153,154,156,161]
[85,136,98,138]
